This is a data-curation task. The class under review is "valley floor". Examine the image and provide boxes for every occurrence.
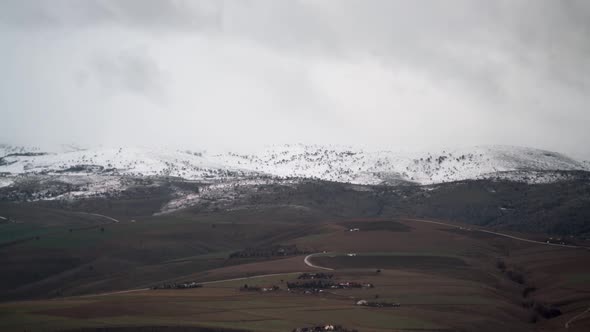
[2,217,590,331]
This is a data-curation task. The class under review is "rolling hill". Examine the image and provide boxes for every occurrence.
[2,144,588,187]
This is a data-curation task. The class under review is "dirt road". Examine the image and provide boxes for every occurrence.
[304,253,334,271]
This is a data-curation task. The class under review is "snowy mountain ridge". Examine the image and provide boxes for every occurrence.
[1,144,588,186]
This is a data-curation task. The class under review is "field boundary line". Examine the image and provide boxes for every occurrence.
[403,218,589,249]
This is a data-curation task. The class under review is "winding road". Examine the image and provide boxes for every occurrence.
[304,253,334,271]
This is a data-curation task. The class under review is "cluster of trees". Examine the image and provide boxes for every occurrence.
[239,284,279,292]
[151,281,202,290]
[496,259,561,323]
[496,260,526,285]
[229,244,308,258]
[287,280,371,290]
[524,300,562,322]
[287,280,334,289]
[357,300,400,308]
[58,164,105,173]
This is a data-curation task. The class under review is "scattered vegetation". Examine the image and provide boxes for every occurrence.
[151,281,203,290]
[523,300,562,319]
[239,284,279,292]
[356,300,401,308]
[496,260,561,323]
[229,244,309,258]
[287,281,373,290]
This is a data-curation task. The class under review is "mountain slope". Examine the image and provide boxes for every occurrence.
[1,144,588,186]
[210,144,589,185]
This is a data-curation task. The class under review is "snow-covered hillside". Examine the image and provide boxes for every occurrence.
[0,145,252,180]
[1,144,589,186]
[211,144,589,185]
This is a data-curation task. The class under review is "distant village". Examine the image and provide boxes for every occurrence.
[151,271,401,332]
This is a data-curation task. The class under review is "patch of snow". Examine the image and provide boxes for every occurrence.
[0,177,13,188]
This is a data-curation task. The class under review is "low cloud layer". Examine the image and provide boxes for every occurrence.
[1,0,589,158]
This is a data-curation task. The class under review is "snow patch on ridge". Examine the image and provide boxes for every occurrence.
[0,177,13,188]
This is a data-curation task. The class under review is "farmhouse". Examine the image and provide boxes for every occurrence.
[230,244,309,258]
[261,286,280,292]
[356,300,401,308]
[296,326,333,331]
[151,281,202,290]
[292,325,358,332]
[240,284,280,292]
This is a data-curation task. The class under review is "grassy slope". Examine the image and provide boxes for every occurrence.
[0,205,322,300]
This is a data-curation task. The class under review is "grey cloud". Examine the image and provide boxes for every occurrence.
[0,0,220,31]
[215,1,590,101]
[90,48,166,103]
[0,0,589,158]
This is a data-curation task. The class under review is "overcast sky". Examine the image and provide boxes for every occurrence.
[1,1,589,158]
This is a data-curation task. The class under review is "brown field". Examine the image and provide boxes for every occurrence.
[1,217,590,331]
[311,254,467,269]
